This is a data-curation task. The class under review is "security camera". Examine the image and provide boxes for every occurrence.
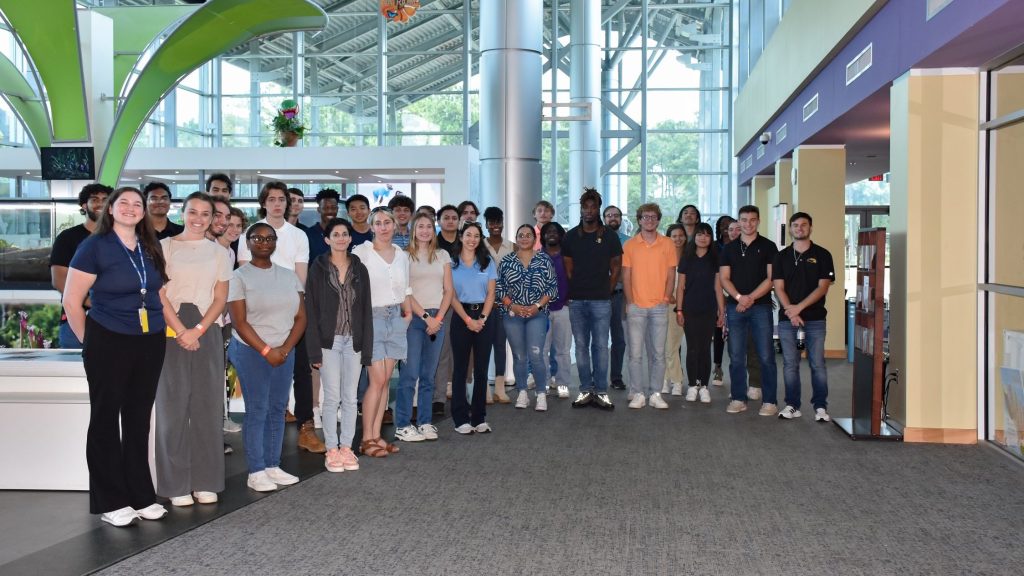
[759,131,771,145]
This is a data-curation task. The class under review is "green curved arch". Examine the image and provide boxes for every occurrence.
[98,0,327,185]
[0,52,50,149]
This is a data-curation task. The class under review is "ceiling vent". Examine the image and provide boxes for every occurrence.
[756,144,765,159]
[776,123,787,144]
[846,43,873,85]
[802,93,819,122]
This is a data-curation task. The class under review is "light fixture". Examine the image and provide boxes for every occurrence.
[174,170,179,174]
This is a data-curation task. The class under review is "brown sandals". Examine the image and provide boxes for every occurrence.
[359,439,387,458]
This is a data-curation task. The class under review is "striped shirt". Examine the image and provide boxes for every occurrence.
[496,251,558,308]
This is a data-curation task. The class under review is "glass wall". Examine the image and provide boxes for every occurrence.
[736,0,791,89]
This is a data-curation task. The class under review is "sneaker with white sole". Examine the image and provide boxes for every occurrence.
[649,392,669,409]
[395,425,426,442]
[747,387,762,401]
[515,390,530,409]
[778,405,802,419]
[815,407,831,422]
[712,365,724,386]
[557,385,569,398]
[698,386,711,403]
[170,494,194,507]
[247,471,277,492]
[339,447,360,470]
[758,403,778,417]
[726,400,747,414]
[685,386,699,402]
[135,503,168,521]
[265,467,299,486]
[671,382,684,396]
[223,417,241,433]
[535,393,547,412]
[325,448,345,473]
[661,380,671,394]
[101,506,138,527]
[454,423,475,435]
[194,491,218,504]
[418,424,439,440]
[474,422,493,433]
[629,393,646,409]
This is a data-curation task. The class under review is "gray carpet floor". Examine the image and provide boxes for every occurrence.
[94,360,1024,576]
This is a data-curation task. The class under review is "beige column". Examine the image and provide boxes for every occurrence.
[791,145,846,358]
[751,174,773,236]
[890,69,979,444]
[765,158,793,242]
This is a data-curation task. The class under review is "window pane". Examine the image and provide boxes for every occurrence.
[989,292,1024,458]
[991,122,1024,287]
[991,53,1024,119]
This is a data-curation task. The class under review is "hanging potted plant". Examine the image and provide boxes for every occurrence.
[272,99,306,147]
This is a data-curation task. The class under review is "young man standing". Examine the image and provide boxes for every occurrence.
[206,196,231,243]
[388,194,415,249]
[622,203,677,409]
[677,204,701,242]
[564,188,622,410]
[532,200,554,250]
[286,188,307,230]
[144,182,183,240]
[205,173,233,200]
[435,204,460,257]
[305,188,340,261]
[773,212,835,422]
[49,183,111,349]
[719,205,778,416]
[603,204,630,390]
[541,222,572,399]
[344,194,373,247]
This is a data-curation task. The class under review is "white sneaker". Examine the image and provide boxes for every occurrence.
[247,471,277,492]
[222,417,241,433]
[671,382,684,396]
[474,422,493,433]
[395,425,426,442]
[779,405,802,419]
[454,423,475,435]
[101,506,138,527]
[629,393,646,409]
[313,406,323,429]
[535,393,547,412]
[747,387,762,401]
[685,386,699,402]
[193,491,218,504]
[815,407,831,422]
[169,494,194,507]
[649,392,669,409]
[135,503,168,521]
[726,400,747,414]
[418,423,439,440]
[698,386,711,404]
[661,380,671,394]
[557,385,569,398]
[515,390,530,409]
[264,467,299,486]
[758,403,779,417]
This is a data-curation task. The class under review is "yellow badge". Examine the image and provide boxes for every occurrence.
[139,308,149,333]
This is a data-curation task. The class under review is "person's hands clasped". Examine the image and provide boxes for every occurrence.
[425,316,443,335]
[176,327,201,351]
[265,347,289,367]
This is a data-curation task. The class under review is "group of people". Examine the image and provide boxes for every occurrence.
[50,177,835,529]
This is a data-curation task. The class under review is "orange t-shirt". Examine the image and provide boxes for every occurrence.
[622,233,677,308]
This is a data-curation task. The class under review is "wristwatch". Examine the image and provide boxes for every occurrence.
[421,312,430,320]
[534,303,543,310]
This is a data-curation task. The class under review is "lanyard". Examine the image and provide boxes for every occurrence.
[116,235,148,303]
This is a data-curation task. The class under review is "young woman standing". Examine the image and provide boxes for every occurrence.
[675,222,725,404]
[664,224,688,395]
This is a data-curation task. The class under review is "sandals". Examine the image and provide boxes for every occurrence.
[377,437,400,454]
[359,439,387,458]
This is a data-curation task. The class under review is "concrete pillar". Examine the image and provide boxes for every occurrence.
[890,69,979,444]
[750,174,773,236]
[791,145,846,358]
[479,0,543,228]
[568,0,602,223]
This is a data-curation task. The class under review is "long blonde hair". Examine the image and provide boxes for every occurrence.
[407,212,440,264]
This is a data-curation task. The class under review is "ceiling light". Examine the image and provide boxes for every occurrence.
[174,170,179,174]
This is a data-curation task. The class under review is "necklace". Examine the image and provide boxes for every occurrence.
[739,240,749,258]
[793,248,803,267]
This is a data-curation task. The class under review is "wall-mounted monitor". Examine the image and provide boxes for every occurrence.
[40,147,96,181]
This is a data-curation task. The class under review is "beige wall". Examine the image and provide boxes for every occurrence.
[890,70,980,442]
[734,0,885,154]
[791,146,847,355]
[751,175,774,236]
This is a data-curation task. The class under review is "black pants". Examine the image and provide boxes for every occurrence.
[83,316,166,514]
[713,326,725,365]
[451,305,495,427]
[293,333,313,428]
[683,310,716,388]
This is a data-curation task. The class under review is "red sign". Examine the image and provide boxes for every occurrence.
[868,174,884,182]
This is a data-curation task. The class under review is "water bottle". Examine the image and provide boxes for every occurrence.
[797,328,806,350]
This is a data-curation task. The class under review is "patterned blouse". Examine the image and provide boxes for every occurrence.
[496,251,558,309]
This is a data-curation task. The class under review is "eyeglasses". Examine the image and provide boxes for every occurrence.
[639,214,661,221]
[248,235,277,244]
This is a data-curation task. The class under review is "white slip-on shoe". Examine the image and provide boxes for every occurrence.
[265,467,299,486]
[247,471,277,492]
[101,506,138,527]
[135,503,168,521]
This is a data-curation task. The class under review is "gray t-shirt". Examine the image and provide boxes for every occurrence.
[228,263,304,348]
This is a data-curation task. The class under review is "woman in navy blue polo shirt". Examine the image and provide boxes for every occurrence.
[63,186,170,528]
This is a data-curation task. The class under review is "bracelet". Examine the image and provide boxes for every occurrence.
[260,345,272,357]
[195,323,205,334]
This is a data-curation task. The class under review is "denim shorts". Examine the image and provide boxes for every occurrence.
[372,304,408,361]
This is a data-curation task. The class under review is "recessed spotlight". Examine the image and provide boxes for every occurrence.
[174,170,179,174]
[25,171,30,175]
[414,170,419,173]
[334,170,339,174]
[256,170,261,174]
[309,180,314,183]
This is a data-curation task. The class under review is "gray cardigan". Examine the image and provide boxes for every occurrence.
[305,253,373,366]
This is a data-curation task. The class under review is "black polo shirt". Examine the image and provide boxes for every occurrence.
[563,225,623,300]
[719,234,777,307]
[772,242,835,321]
[154,221,184,240]
[436,232,458,258]
[677,251,718,314]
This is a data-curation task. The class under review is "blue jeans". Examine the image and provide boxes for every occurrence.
[726,303,777,404]
[778,320,828,410]
[228,339,295,474]
[504,311,549,393]
[397,310,445,427]
[318,335,362,450]
[544,307,572,390]
[569,299,612,393]
[626,303,669,396]
[609,290,626,383]
[59,321,82,349]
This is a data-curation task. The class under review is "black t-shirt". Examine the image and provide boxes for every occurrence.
[678,251,718,314]
[772,242,835,321]
[719,234,777,307]
[49,224,93,323]
[562,225,623,300]
[154,221,184,240]
[437,232,458,258]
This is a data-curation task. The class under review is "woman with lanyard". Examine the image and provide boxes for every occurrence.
[449,221,497,434]
[675,222,725,404]
[306,218,372,472]
[352,207,412,456]
[227,223,308,491]
[63,186,169,527]
[394,212,454,443]
[154,192,233,506]
[497,224,558,411]
[483,206,514,403]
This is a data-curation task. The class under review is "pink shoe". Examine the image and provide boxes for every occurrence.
[324,448,345,473]
[339,446,360,471]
